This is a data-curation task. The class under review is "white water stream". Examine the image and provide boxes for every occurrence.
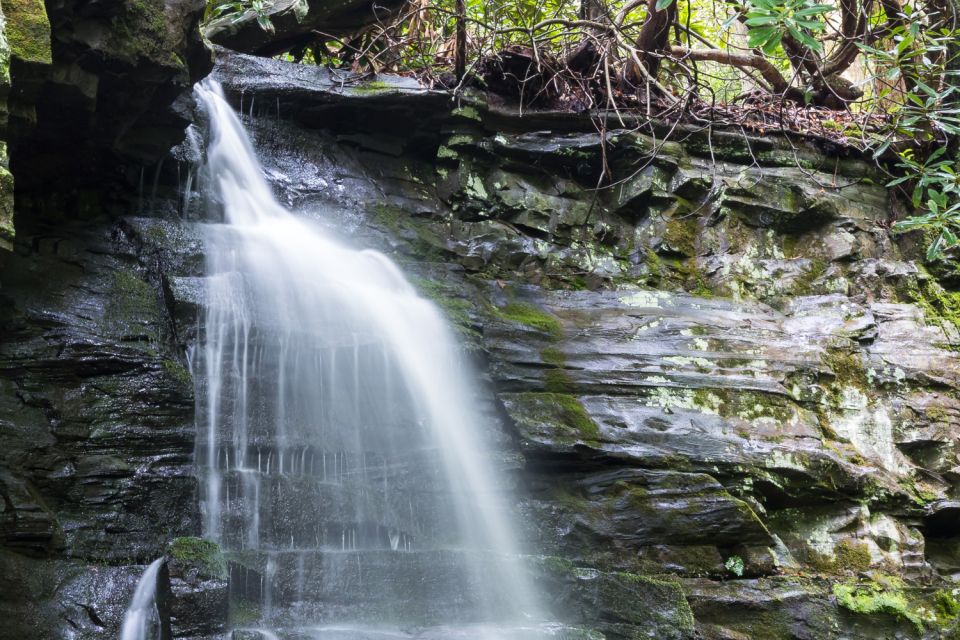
[120,558,163,640]
[193,79,542,635]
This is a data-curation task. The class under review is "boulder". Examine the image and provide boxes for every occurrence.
[206,0,406,56]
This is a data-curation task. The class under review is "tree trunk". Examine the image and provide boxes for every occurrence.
[632,0,678,82]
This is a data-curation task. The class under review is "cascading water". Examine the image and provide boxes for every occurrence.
[120,558,164,640]
[192,79,548,638]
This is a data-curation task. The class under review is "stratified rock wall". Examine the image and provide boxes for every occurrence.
[205,52,960,639]
[5,0,212,242]
[0,2,212,638]
[2,42,960,638]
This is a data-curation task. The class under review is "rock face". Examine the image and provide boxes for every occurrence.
[206,0,406,56]
[0,0,53,248]
[0,3,212,638]
[204,51,960,638]
[0,216,202,638]
[2,44,960,639]
[5,0,212,244]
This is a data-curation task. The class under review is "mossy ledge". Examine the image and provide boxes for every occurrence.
[832,574,960,635]
[516,392,601,442]
[168,536,227,580]
[494,301,564,339]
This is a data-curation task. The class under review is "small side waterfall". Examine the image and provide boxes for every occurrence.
[120,559,164,640]
[192,80,544,636]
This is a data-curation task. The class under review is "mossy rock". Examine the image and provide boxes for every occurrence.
[903,273,960,343]
[0,166,13,250]
[4,0,52,65]
[505,392,601,444]
[168,537,227,581]
[833,576,927,634]
[494,301,563,339]
[103,268,161,339]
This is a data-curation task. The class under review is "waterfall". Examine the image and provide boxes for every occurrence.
[120,559,164,640]
[193,79,543,634]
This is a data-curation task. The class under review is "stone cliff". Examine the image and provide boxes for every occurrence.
[1,26,960,640]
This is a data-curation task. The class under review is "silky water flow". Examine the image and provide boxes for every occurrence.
[120,558,164,640]
[188,79,550,639]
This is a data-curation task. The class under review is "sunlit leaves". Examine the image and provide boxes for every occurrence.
[745,0,831,54]
[889,146,960,260]
[207,0,274,32]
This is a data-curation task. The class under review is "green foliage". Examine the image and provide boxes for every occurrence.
[201,0,959,265]
[934,589,960,620]
[890,147,960,260]
[206,0,274,33]
[724,555,745,577]
[857,19,960,261]
[744,0,832,54]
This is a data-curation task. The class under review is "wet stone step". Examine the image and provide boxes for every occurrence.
[225,549,529,623]
[231,623,603,639]
[209,472,514,550]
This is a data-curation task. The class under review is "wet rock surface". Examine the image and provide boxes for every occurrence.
[207,51,960,638]
[206,0,407,57]
[0,218,204,638]
[7,0,212,229]
[2,46,960,639]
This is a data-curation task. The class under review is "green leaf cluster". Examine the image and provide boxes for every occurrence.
[745,0,832,54]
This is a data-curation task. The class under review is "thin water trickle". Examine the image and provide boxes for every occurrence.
[120,559,163,640]
[193,79,543,634]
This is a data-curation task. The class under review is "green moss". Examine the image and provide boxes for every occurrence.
[544,368,574,393]
[540,346,566,367]
[534,554,576,574]
[4,0,52,64]
[656,452,694,471]
[834,539,872,574]
[105,269,159,338]
[451,105,482,121]
[662,215,698,257]
[689,271,714,297]
[552,393,599,440]
[369,205,448,262]
[168,537,227,580]
[904,276,960,344]
[935,589,960,620]
[0,166,14,250]
[538,345,574,392]
[495,302,563,339]
[791,258,828,296]
[351,79,392,94]
[833,579,924,633]
[107,0,177,66]
[613,572,697,631]
[823,348,869,390]
[782,234,799,258]
[162,358,192,388]
[518,392,600,442]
